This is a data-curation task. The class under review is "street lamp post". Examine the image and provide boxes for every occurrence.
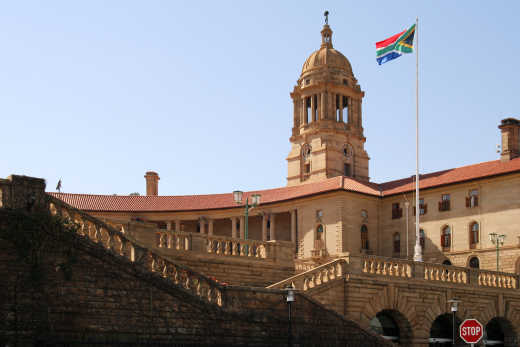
[233,190,261,240]
[285,285,295,347]
[448,298,460,347]
[489,232,506,272]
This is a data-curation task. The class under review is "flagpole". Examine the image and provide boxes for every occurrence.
[413,17,422,262]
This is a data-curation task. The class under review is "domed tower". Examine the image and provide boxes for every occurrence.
[287,18,369,186]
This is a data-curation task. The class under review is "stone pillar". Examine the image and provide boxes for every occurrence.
[239,216,245,239]
[358,99,362,129]
[166,221,172,231]
[348,97,353,124]
[290,210,296,243]
[262,214,268,241]
[310,94,316,122]
[303,98,308,125]
[337,95,343,122]
[231,217,238,238]
[293,97,300,128]
[199,219,206,234]
[208,219,214,236]
[320,92,326,120]
[270,213,276,241]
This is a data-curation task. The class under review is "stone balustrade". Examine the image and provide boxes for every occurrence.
[270,255,520,293]
[142,228,293,265]
[362,256,412,278]
[478,269,518,289]
[205,235,269,258]
[267,258,348,291]
[423,263,469,284]
[47,195,224,307]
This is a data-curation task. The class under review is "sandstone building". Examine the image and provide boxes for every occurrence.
[8,21,520,346]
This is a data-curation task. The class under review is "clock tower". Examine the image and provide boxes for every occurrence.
[286,20,369,186]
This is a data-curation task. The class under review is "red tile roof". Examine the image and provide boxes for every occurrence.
[380,158,520,196]
[48,158,520,212]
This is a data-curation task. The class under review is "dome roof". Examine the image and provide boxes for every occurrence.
[300,24,353,78]
[301,47,353,76]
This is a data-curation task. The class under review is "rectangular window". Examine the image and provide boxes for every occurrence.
[466,189,479,208]
[344,163,351,177]
[392,203,402,219]
[419,198,426,215]
[439,194,451,211]
[304,163,310,174]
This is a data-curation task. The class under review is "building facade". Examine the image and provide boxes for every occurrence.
[38,21,520,346]
[51,23,520,275]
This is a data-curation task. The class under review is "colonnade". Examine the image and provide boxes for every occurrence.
[164,210,298,243]
[294,92,361,127]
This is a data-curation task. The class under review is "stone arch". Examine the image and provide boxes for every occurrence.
[357,286,419,346]
[369,309,413,346]
[429,313,463,346]
[467,255,480,269]
[485,317,517,347]
[515,257,520,274]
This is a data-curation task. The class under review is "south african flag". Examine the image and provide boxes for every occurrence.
[376,24,415,65]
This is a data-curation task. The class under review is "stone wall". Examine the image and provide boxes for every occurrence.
[0,211,389,346]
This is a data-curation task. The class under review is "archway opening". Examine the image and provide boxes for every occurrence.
[442,260,452,266]
[469,256,480,269]
[429,313,461,346]
[369,309,412,344]
[485,317,516,347]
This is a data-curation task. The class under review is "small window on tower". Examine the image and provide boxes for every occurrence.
[343,79,348,86]
[344,163,351,177]
[305,163,311,174]
[305,79,310,85]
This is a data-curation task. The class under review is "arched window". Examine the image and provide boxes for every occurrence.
[393,233,400,253]
[316,224,324,240]
[419,229,425,250]
[469,256,480,269]
[315,224,324,250]
[469,222,479,246]
[361,225,369,250]
[441,226,451,250]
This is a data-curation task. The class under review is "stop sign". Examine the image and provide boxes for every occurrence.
[460,318,484,344]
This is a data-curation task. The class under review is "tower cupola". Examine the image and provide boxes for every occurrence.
[286,12,369,186]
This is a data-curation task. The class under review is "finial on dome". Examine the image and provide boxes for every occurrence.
[321,12,333,48]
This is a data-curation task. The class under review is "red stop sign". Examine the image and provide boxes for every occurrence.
[460,318,484,344]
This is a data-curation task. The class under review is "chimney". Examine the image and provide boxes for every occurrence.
[144,171,160,196]
[498,118,520,161]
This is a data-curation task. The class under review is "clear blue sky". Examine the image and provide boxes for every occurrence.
[2,1,519,195]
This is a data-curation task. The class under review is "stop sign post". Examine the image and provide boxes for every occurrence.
[460,318,484,345]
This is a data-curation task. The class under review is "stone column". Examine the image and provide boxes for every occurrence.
[199,218,206,234]
[208,219,214,236]
[303,98,308,125]
[320,92,326,120]
[239,216,245,239]
[262,214,268,241]
[310,94,316,122]
[290,210,297,243]
[231,217,238,238]
[175,220,181,232]
[348,97,353,124]
[270,213,276,241]
[293,97,300,128]
[166,221,172,231]
[358,99,362,128]
[337,94,343,122]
